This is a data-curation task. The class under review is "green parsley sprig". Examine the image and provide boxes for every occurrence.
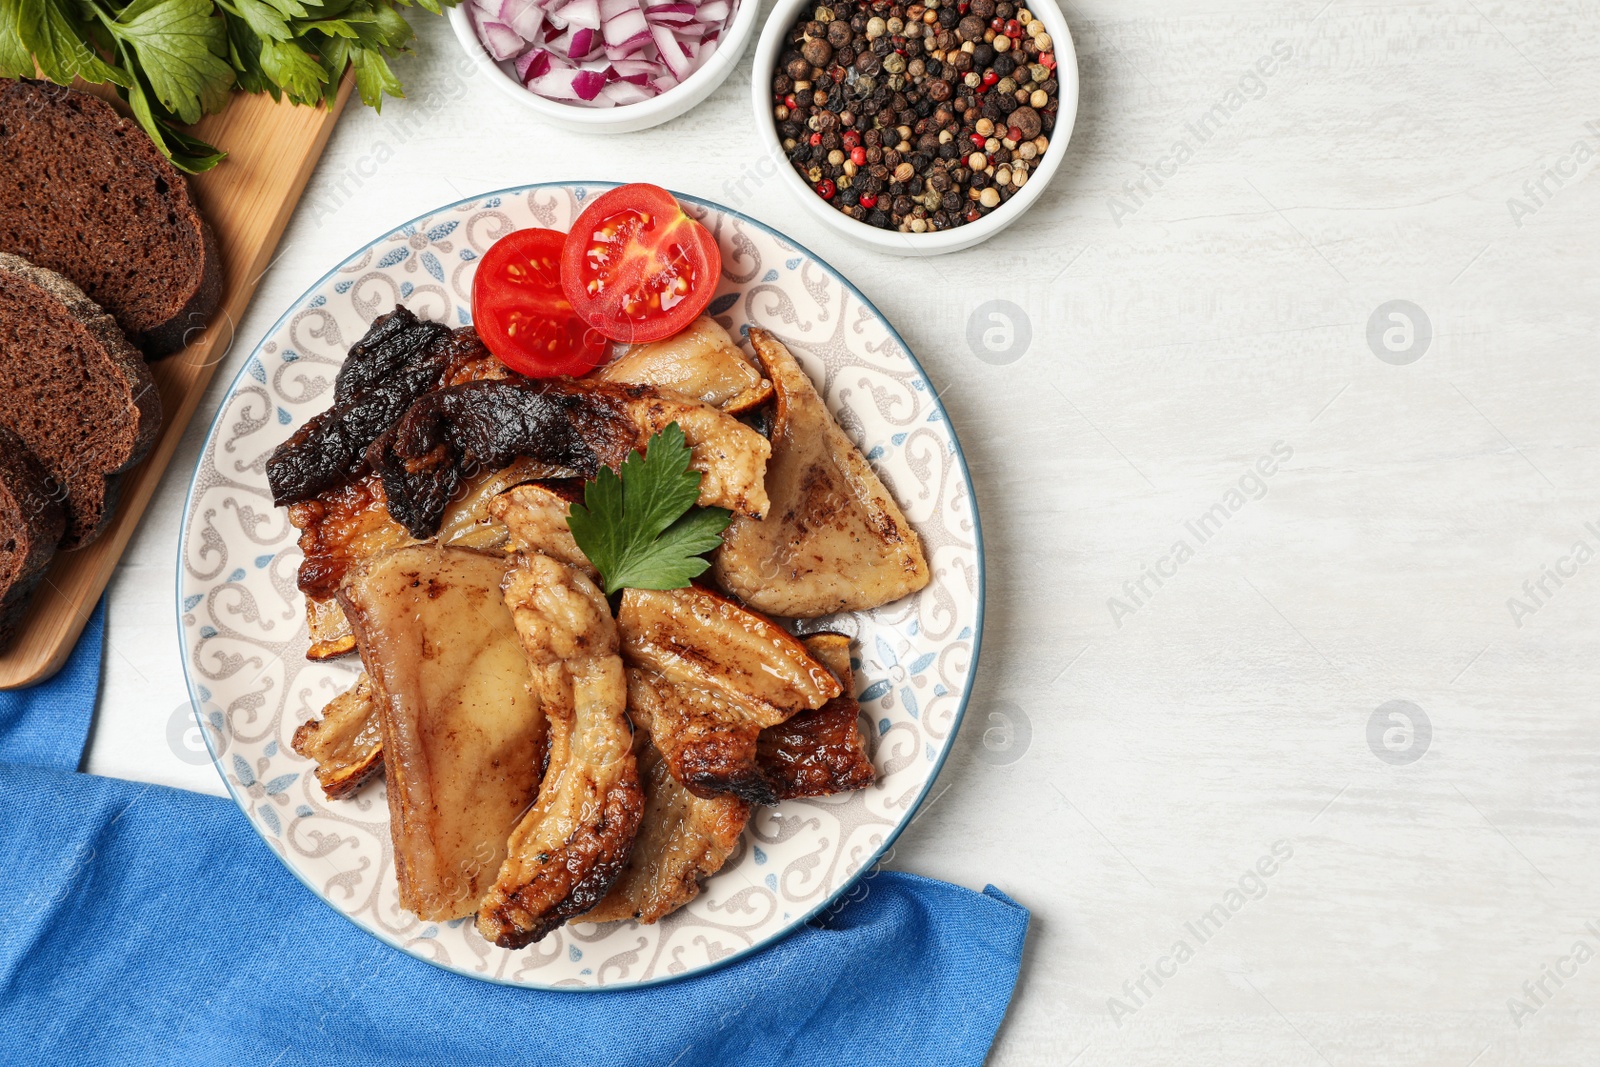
[0,0,452,173]
[567,423,734,596]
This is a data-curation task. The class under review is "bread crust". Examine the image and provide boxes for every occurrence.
[0,251,161,549]
[0,423,66,648]
[0,79,222,357]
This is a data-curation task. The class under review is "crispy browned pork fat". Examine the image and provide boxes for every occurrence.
[757,633,877,800]
[713,328,931,617]
[339,545,548,922]
[585,734,750,924]
[618,586,841,804]
[597,316,773,414]
[267,307,504,506]
[368,378,771,539]
[290,672,383,799]
[476,552,644,948]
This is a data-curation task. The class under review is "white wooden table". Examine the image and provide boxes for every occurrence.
[88,3,1600,1063]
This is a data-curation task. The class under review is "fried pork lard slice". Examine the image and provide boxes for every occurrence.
[290,672,383,799]
[713,328,931,617]
[617,586,841,804]
[338,545,547,922]
[476,553,644,949]
[756,634,877,801]
[597,315,773,414]
[584,729,751,925]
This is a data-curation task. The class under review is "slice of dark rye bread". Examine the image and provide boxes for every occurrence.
[0,252,161,550]
[0,79,222,357]
[0,424,67,648]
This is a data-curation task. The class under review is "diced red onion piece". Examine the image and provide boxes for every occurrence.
[603,5,649,50]
[648,22,692,79]
[608,58,655,82]
[567,25,599,58]
[571,68,609,99]
[478,19,527,60]
[555,0,601,29]
[645,2,696,24]
[600,80,654,105]
[497,0,546,40]
[516,46,553,82]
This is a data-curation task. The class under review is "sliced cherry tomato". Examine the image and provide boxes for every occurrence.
[472,227,609,377]
[559,184,723,345]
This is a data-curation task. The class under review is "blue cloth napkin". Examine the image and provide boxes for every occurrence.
[0,599,103,769]
[0,606,1028,1067]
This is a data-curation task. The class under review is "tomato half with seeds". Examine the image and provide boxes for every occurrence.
[472,227,609,377]
[560,184,723,344]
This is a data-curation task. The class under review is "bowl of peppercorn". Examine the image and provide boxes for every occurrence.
[753,0,1076,255]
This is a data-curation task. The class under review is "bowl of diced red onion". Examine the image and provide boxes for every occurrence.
[450,0,756,131]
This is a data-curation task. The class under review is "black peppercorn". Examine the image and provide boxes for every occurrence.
[992,53,1015,76]
[802,37,833,66]
[785,55,810,80]
[972,43,994,67]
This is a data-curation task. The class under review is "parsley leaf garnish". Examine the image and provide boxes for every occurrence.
[567,423,733,595]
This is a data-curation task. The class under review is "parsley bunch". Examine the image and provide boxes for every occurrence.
[0,0,452,172]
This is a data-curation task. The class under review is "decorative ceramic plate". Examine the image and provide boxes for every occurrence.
[176,183,984,989]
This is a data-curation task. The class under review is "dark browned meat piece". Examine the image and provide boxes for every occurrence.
[757,633,877,800]
[366,379,637,539]
[267,306,458,506]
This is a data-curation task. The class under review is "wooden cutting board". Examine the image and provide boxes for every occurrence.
[0,77,353,688]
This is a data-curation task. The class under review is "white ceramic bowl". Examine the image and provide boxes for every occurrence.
[449,0,758,133]
[750,0,1077,255]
